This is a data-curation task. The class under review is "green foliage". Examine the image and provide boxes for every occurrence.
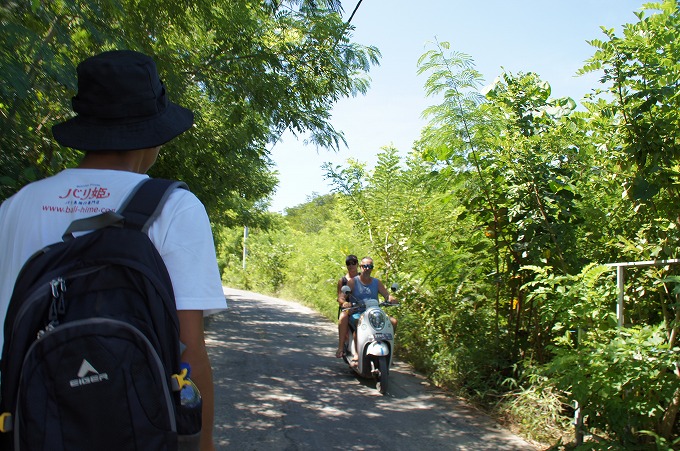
[283,192,337,233]
[522,260,680,448]
[0,0,380,228]
[548,325,678,448]
[579,0,680,258]
[499,373,572,445]
[579,0,680,208]
[208,2,680,447]
[221,220,294,294]
[522,264,617,341]
[218,194,372,319]
[323,145,428,279]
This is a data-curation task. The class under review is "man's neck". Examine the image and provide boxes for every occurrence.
[77,147,159,174]
[359,273,372,284]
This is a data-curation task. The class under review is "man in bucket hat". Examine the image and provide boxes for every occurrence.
[0,50,225,451]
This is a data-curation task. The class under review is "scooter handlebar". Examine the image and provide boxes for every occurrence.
[341,299,399,311]
[342,302,398,311]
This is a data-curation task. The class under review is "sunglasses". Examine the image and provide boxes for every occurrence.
[346,261,358,266]
[360,264,374,269]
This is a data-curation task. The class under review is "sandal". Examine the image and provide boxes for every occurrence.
[335,349,345,358]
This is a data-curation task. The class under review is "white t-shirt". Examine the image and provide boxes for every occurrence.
[0,168,226,350]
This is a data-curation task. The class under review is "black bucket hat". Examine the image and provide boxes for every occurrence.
[52,50,194,151]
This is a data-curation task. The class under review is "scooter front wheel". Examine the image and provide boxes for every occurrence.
[376,356,389,394]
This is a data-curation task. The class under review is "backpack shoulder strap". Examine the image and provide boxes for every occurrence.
[118,178,189,233]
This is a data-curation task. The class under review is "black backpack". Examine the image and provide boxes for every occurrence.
[0,178,201,450]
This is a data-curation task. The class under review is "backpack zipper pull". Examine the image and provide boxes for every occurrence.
[47,277,66,324]
[55,277,67,314]
[38,277,66,339]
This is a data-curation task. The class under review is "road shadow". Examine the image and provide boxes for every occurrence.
[206,288,538,450]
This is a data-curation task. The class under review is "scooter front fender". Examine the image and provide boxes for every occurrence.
[366,341,390,357]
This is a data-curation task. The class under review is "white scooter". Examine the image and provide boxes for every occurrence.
[340,283,398,395]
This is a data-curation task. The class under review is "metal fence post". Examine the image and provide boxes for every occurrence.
[616,265,625,327]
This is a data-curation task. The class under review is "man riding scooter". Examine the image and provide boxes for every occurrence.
[336,256,397,366]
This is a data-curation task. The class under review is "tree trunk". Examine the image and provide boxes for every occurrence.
[659,384,680,440]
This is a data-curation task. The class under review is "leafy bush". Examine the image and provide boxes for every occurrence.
[547,325,679,448]
[498,373,572,445]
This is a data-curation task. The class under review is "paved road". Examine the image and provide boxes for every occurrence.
[206,287,538,450]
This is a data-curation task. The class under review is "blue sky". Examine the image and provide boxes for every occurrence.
[268,0,650,213]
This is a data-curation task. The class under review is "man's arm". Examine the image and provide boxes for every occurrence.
[377,280,397,303]
[178,310,215,451]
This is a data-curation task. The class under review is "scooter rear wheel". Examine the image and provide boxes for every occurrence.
[376,356,389,394]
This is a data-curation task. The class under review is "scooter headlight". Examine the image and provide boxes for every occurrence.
[368,310,386,331]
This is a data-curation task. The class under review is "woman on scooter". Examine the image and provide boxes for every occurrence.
[336,255,359,315]
[336,257,397,364]
[335,255,359,358]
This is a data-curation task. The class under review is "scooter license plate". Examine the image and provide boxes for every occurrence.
[373,333,393,340]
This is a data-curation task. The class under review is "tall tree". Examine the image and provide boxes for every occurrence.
[323,145,427,278]
[0,0,380,227]
[580,0,680,217]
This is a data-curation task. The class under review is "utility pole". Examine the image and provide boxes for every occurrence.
[242,226,248,270]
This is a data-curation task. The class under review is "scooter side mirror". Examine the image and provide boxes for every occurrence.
[390,283,399,292]
[341,285,351,294]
